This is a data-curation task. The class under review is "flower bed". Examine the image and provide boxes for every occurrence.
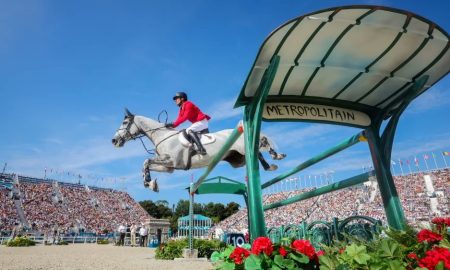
[211,217,450,270]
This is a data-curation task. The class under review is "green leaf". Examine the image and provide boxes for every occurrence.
[380,240,399,258]
[283,259,295,269]
[436,261,445,270]
[211,251,221,263]
[274,255,284,267]
[222,246,235,258]
[289,252,309,264]
[439,238,450,249]
[218,261,236,270]
[244,254,262,270]
[319,256,336,270]
[345,243,371,265]
[386,260,406,270]
[242,243,252,250]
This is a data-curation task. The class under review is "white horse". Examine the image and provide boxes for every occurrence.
[112,109,285,191]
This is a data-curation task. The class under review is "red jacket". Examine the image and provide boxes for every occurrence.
[173,101,211,128]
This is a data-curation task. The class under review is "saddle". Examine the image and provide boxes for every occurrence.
[179,129,216,170]
[178,129,216,147]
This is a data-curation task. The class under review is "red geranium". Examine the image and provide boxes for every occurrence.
[431,217,450,230]
[229,247,250,265]
[417,229,443,243]
[291,239,316,259]
[279,246,288,257]
[418,247,450,270]
[251,237,273,256]
[407,253,419,260]
[317,250,325,257]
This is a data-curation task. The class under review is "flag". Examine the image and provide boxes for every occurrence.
[406,159,410,165]
[391,160,396,165]
[432,153,436,158]
[399,159,403,165]
[423,154,429,160]
[414,157,419,165]
[444,151,450,156]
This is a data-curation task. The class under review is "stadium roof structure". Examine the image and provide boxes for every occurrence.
[234,5,449,128]
[179,214,211,221]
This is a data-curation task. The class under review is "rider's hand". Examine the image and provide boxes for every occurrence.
[165,122,174,128]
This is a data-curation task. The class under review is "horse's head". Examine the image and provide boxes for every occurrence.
[112,108,141,147]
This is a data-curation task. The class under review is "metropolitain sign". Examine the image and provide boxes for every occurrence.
[262,103,371,126]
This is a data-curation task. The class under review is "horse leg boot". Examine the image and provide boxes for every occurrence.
[258,152,278,171]
[269,148,286,160]
[189,130,207,155]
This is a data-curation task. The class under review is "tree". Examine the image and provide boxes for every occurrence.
[224,202,240,219]
[139,200,172,219]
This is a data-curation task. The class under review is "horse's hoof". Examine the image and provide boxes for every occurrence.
[272,153,286,160]
[265,164,278,171]
[150,179,159,193]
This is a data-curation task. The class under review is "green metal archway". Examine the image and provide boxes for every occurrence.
[234,5,450,240]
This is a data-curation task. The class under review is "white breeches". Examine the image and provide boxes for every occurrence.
[186,119,209,133]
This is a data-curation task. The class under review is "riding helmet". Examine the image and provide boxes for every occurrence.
[173,92,188,100]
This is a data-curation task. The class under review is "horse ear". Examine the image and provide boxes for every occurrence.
[124,108,133,117]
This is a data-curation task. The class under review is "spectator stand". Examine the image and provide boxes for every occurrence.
[233,5,449,240]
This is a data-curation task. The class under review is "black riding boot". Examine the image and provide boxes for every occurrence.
[189,131,207,155]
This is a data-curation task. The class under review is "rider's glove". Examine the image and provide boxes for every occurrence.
[165,122,174,128]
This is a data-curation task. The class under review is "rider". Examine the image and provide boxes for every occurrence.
[165,92,210,155]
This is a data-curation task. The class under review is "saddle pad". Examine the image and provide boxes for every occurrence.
[178,133,216,147]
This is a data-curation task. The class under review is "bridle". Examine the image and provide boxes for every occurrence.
[115,114,179,155]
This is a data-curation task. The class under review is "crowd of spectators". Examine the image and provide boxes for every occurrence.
[212,169,450,233]
[0,176,152,235]
[0,188,20,232]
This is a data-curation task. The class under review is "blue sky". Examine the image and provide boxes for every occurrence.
[1,0,449,209]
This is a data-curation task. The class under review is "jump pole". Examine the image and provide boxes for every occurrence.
[264,171,374,210]
[262,131,367,189]
[190,121,244,195]
[188,121,244,253]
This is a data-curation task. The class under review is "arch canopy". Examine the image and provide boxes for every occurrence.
[234,5,449,128]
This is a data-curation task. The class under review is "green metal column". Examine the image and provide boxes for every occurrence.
[365,126,406,230]
[244,55,280,240]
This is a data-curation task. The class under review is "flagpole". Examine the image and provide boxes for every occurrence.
[407,160,412,175]
[442,152,449,168]
[398,159,404,176]
[431,153,439,170]
[423,155,429,171]
[414,156,420,173]
[391,161,397,176]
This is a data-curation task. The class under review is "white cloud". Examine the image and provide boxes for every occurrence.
[408,85,450,113]
[207,98,242,121]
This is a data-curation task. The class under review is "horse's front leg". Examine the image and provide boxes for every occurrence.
[142,158,174,192]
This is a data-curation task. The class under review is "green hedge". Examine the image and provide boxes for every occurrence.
[155,238,226,260]
[6,236,36,247]
[97,239,110,245]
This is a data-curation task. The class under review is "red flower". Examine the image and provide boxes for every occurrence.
[431,217,450,226]
[279,246,288,257]
[431,217,450,230]
[417,229,443,243]
[317,250,325,256]
[251,237,273,256]
[339,248,346,254]
[229,247,250,265]
[418,247,450,270]
[407,253,419,260]
[291,239,316,259]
